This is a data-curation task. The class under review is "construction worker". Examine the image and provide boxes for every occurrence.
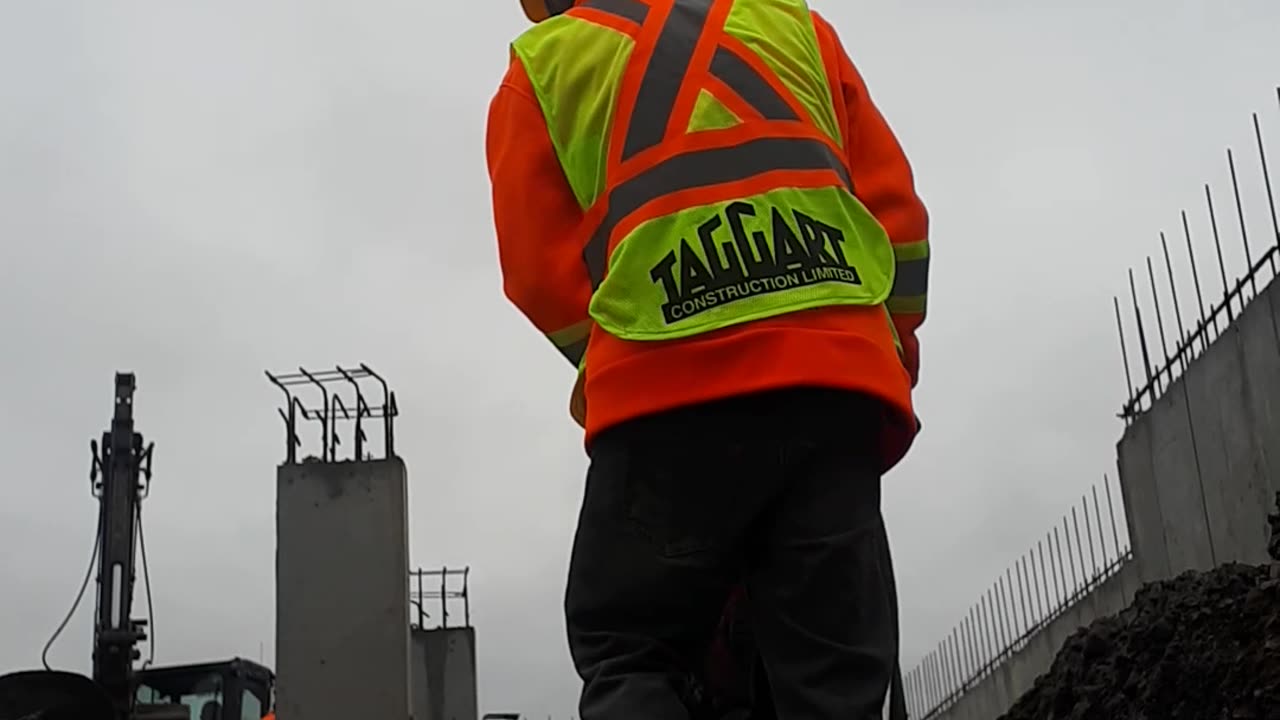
[486,0,929,717]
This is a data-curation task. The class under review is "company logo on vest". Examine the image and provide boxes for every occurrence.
[648,201,862,324]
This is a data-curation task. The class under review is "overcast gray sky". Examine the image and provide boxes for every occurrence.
[2,0,1278,716]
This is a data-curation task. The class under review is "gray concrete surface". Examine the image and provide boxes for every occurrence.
[1118,280,1280,579]
[931,559,1140,720]
[410,627,478,720]
[275,458,412,720]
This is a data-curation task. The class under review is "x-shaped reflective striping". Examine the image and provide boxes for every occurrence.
[577,0,851,287]
[585,0,798,160]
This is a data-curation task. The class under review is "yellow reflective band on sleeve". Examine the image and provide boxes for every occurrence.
[547,319,592,366]
[891,239,929,299]
[886,294,926,316]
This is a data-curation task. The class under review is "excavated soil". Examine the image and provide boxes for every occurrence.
[1000,499,1280,720]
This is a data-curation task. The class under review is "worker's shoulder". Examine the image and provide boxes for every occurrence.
[806,8,840,45]
[510,11,577,47]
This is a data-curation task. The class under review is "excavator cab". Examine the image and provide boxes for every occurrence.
[135,659,273,720]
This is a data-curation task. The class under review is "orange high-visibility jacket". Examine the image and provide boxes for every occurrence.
[486,1,930,469]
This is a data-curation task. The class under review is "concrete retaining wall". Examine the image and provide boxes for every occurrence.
[1119,280,1280,582]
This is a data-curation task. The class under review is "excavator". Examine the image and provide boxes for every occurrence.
[0,373,274,720]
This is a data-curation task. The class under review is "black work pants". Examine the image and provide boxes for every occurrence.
[564,388,901,720]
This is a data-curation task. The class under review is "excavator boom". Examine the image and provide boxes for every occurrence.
[92,372,151,718]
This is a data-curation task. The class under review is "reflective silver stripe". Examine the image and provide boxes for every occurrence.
[583,136,852,285]
[547,0,576,15]
[621,0,714,161]
[892,257,929,298]
[559,338,588,366]
[709,47,798,121]
[581,0,649,24]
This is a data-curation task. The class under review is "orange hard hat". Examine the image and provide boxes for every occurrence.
[520,0,574,22]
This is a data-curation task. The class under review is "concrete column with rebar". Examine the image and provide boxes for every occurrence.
[275,458,412,720]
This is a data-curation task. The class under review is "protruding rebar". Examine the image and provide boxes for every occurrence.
[1053,526,1068,608]
[1206,184,1234,323]
[1026,552,1043,625]
[1183,210,1211,345]
[1227,149,1256,296]
[1160,233,1189,374]
[1114,296,1137,418]
[980,591,993,669]
[947,630,957,696]
[936,648,947,702]
[964,610,978,683]
[1005,568,1020,643]
[995,576,1010,653]
[1036,539,1050,620]
[1016,557,1031,639]
[1083,495,1098,581]
[1129,269,1158,402]
[1071,508,1086,593]
[1146,255,1172,386]
[1063,516,1079,600]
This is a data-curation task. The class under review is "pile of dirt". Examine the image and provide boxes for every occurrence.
[999,499,1280,720]
[999,563,1280,719]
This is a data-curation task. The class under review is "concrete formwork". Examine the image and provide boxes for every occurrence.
[275,458,412,720]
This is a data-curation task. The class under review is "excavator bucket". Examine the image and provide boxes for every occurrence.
[0,669,113,720]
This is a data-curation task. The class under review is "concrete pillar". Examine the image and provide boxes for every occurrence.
[275,458,412,720]
[410,627,478,720]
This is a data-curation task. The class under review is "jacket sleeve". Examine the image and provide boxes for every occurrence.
[812,13,931,387]
[485,59,594,370]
